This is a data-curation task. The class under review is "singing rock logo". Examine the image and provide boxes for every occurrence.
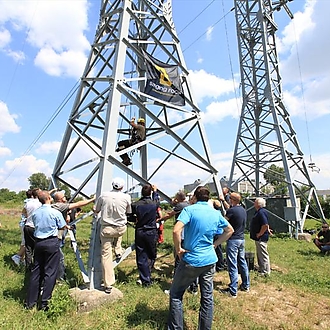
[155,64,172,87]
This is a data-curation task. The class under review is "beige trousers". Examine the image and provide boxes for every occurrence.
[100,225,127,287]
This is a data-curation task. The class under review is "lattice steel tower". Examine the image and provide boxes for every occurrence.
[51,0,221,288]
[228,0,325,230]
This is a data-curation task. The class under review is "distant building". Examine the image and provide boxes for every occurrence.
[184,179,256,195]
[184,180,329,200]
[316,190,330,199]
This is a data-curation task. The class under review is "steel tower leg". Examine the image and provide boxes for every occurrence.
[229,0,325,232]
[51,0,221,289]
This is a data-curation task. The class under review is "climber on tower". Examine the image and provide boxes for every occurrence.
[116,117,146,166]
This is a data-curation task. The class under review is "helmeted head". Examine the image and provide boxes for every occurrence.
[137,118,145,125]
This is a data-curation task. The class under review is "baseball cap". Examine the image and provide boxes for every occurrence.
[112,177,125,190]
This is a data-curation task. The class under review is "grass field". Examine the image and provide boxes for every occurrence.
[1,209,330,330]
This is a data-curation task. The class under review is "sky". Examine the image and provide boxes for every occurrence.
[0,0,329,196]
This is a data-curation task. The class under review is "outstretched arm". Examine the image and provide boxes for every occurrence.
[69,196,96,210]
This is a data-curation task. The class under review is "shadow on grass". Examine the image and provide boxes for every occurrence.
[2,265,30,305]
[297,248,327,257]
[2,254,26,273]
[126,302,170,329]
[0,227,23,247]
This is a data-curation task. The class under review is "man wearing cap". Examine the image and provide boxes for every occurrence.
[94,177,132,294]
[52,190,96,280]
[116,117,146,166]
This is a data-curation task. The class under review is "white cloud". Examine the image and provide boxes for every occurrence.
[0,28,10,47]
[0,154,52,191]
[0,146,11,157]
[34,48,88,78]
[6,49,25,63]
[0,0,90,78]
[0,101,20,137]
[0,101,19,161]
[188,69,236,103]
[279,0,330,118]
[36,140,61,155]
[308,153,330,190]
[206,26,214,41]
[277,0,316,53]
[201,98,242,124]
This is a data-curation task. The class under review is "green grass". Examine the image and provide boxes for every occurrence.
[1,211,330,329]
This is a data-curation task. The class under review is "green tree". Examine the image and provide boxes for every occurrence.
[264,164,288,196]
[0,188,17,203]
[28,172,50,190]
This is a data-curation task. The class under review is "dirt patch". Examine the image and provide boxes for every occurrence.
[212,267,330,330]
[0,207,21,217]
[240,284,329,329]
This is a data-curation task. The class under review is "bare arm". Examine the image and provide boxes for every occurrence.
[161,210,176,221]
[219,195,230,210]
[21,207,27,218]
[69,196,95,210]
[173,221,185,259]
[214,224,234,247]
[48,188,58,195]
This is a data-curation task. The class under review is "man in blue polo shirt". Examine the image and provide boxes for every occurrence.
[25,190,68,311]
[167,186,234,330]
[219,192,250,298]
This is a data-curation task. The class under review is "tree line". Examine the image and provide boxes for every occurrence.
[0,172,71,205]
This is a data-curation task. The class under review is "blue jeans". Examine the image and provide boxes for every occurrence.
[320,245,330,253]
[226,239,250,295]
[167,261,215,330]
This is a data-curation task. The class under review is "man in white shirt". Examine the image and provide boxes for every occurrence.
[23,188,42,271]
[94,177,132,294]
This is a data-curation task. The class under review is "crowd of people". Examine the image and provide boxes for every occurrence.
[11,187,95,310]
[91,180,274,329]
[10,180,327,328]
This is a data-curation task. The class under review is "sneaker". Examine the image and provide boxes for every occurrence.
[257,271,270,277]
[104,286,112,294]
[11,254,21,266]
[187,287,198,296]
[219,288,237,299]
[239,284,250,292]
[136,279,142,285]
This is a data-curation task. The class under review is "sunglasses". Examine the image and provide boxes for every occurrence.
[322,226,328,229]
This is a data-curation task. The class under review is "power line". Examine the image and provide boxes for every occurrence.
[2,1,231,186]
[182,7,234,53]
